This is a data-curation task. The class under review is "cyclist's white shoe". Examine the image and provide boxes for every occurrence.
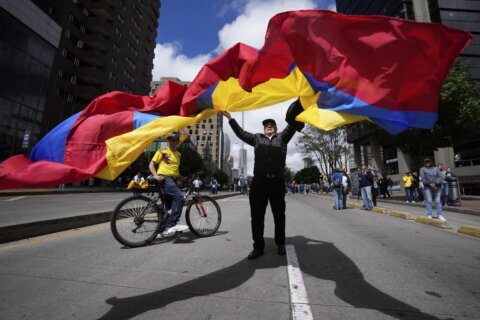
[172,224,189,232]
[438,215,446,222]
[159,228,176,238]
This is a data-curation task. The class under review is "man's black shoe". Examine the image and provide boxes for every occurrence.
[247,249,264,260]
[277,245,286,256]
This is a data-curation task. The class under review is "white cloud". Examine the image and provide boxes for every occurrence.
[151,43,212,82]
[216,0,320,53]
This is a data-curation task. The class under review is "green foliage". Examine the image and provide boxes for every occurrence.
[212,169,229,186]
[284,167,294,182]
[296,126,348,175]
[294,166,321,184]
[178,144,206,177]
[367,58,480,166]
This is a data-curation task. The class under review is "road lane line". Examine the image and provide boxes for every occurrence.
[286,244,314,320]
[4,196,26,202]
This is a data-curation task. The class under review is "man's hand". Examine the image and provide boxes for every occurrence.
[430,183,437,189]
[219,110,232,120]
[154,175,165,182]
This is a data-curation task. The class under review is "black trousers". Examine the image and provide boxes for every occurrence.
[249,176,286,251]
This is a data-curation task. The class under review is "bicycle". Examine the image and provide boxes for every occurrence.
[110,179,222,248]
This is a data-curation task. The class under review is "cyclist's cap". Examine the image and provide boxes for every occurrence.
[423,157,432,163]
[167,132,179,141]
[262,118,276,127]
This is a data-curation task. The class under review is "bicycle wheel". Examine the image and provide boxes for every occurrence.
[186,195,221,237]
[111,195,164,247]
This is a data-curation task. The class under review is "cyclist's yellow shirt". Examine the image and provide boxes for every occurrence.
[151,147,181,178]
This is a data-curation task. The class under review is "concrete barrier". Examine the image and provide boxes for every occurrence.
[372,207,390,214]
[457,225,480,238]
[389,210,416,220]
[415,216,452,229]
[0,192,240,244]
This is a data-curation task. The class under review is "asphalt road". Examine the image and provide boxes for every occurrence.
[0,194,479,320]
[0,191,139,227]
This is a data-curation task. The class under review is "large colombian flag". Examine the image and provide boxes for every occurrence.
[0,10,472,189]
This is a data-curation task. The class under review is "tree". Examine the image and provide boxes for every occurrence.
[296,126,349,175]
[294,166,321,184]
[212,169,229,187]
[178,143,206,177]
[284,167,294,182]
[367,59,480,166]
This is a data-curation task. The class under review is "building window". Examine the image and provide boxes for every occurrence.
[62,48,67,57]
[58,68,64,77]
[67,94,73,102]
[69,14,74,22]
[74,57,80,66]
[80,25,86,33]
[83,8,89,16]
[70,76,77,84]
[77,40,84,49]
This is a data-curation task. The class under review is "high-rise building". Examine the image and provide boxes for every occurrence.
[238,148,247,176]
[336,0,479,81]
[150,77,224,170]
[0,0,61,160]
[337,0,480,194]
[31,0,160,135]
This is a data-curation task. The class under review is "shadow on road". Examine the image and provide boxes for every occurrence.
[98,236,443,320]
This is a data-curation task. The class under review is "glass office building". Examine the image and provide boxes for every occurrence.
[0,1,60,161]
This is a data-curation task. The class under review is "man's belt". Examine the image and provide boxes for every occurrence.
[257,173,282,179]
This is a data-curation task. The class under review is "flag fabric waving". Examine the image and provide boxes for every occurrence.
[0,10,472,189]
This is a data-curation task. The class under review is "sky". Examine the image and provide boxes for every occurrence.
[152,0,337,175]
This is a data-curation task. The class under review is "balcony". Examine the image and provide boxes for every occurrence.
[83,34,107,51]
[75,85,103,101]
[77,66,105,85]
[89,3,113,20]
[86,17,112,36]
[77,50,105,67]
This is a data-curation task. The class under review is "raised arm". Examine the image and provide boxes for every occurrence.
[219,111,256,146]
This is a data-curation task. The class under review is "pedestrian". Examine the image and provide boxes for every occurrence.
[342,168,351,209]
[419,158,446,221]
[193,176,202,193]
[148,132,189,237]
[358,165,374,210]
[380,174,391,198]
[402,171,415,203]
[331,168,343,210]
[220,99,302,260]
[369,166,380,207]
[387,176,394,195]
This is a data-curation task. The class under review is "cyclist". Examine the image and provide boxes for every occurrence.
[148,132,188,238]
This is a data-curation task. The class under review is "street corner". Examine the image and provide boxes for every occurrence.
[389,210,416,220]
[457,225,480,239]
[415,216,452,229]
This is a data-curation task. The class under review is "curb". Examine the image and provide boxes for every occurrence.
[0,192,240,244]
[372,207,390,214]
[457,225,480,238]
[414,216,452,229]
[389,210,416,220]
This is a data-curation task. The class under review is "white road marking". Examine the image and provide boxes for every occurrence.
[4,196,26,202]
[87,199,122,203]
[286,244,314,320]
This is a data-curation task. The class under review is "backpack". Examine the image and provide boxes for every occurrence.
[332,173,342,187]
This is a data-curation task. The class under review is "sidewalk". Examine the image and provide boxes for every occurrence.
[372,194,480,216]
